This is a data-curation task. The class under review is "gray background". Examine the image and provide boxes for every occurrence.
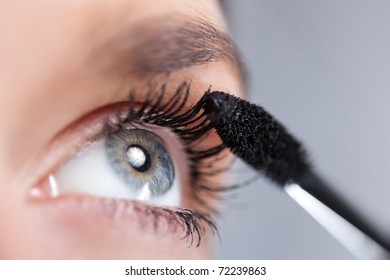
[216,0,390,259]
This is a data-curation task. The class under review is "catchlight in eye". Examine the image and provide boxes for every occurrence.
[105,129,175,199]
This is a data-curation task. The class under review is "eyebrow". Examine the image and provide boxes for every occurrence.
[94,17,247,87]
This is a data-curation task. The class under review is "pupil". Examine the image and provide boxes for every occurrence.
[126,145,151,172]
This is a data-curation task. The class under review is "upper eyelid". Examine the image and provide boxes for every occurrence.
[26,103,131,190]
[37,82,195,167]
[28,83,207,192]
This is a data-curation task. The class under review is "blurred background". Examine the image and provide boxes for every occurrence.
[216,0,390,259]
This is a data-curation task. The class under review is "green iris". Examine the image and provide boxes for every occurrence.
[105,129,175,196]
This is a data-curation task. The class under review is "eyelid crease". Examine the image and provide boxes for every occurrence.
[25,82,191,190]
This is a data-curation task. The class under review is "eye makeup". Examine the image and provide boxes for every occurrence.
[29,81,230,247]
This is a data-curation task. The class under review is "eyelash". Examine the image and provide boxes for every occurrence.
[100,81,229,247]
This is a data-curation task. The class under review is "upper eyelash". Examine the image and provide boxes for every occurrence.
[101,81,231,246]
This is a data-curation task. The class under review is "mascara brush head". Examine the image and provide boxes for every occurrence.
[203,91,310,185]
[203,92,390,257]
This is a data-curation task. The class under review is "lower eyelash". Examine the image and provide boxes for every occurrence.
[174,209,220,248]
[141,206,218,248]
[101,198,218,248]
[101,81,230,245]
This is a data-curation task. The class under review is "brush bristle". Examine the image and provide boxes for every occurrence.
[203,91,310,185]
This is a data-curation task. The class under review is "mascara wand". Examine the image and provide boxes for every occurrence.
[202,91,390,259]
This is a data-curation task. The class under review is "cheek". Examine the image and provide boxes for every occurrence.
[0,187,34,259]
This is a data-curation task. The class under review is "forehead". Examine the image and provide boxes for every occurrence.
[0,0,245,182]
[0,0,240,94]
[0,0,244,115]
[0,2,220,68]
[0,0,226,46]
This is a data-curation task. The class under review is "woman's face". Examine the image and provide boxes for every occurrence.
[0,0,244,259]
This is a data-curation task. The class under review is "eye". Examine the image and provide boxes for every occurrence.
[49,127,182,207]
[28,83,228,246]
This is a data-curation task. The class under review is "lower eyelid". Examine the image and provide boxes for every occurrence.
[29,193,213,248]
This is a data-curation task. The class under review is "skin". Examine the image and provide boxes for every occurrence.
[0,0,244,259]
